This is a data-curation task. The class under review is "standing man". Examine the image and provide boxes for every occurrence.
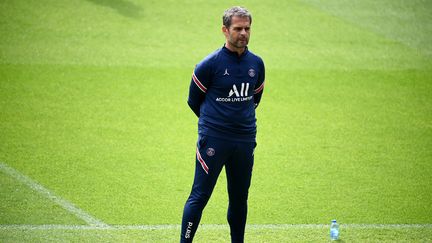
[181,6,265,243]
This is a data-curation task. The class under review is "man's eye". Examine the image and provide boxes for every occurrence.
[233,27,249,32]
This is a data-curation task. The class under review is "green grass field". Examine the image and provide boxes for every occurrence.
[1,0,432,242]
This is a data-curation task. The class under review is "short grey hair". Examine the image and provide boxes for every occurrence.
[222,6,252,28]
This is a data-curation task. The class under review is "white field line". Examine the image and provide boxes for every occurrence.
[2,163,431,232]
[0,224,431,231]
[0,162,108,227]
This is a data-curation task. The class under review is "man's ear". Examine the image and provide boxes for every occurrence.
[222,25,229,37]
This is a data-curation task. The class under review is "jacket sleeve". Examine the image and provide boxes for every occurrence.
[253,58,265,109]
[187,60,212,117]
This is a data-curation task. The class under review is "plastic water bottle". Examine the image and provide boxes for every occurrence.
[330,219,339,240]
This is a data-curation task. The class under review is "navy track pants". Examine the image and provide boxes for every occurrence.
[180,135,256,243]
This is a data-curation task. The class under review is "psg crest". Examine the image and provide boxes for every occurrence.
[248,68,256,77]
[206,148,215,156]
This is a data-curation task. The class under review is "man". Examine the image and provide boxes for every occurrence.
[181,6,265,243]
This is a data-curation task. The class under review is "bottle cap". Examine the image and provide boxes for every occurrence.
[331,219,337,223]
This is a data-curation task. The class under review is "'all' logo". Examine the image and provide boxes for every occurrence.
[229,83,250,97]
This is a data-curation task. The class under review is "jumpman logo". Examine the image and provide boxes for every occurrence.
[223,68,229,76]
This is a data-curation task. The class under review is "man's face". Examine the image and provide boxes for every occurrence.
[223,16,251,49]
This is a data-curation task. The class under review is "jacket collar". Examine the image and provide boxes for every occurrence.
[222,44,249,58]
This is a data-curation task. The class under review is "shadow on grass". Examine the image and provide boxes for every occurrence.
[86,0,143,18]
[332,239,346,242]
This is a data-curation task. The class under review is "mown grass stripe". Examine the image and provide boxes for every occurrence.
[0,224,431,231]
[0,162,108,227]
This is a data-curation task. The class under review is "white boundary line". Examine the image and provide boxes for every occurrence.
[0,162,108,227]
[0,224,431,231]
[2,162,431,232]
